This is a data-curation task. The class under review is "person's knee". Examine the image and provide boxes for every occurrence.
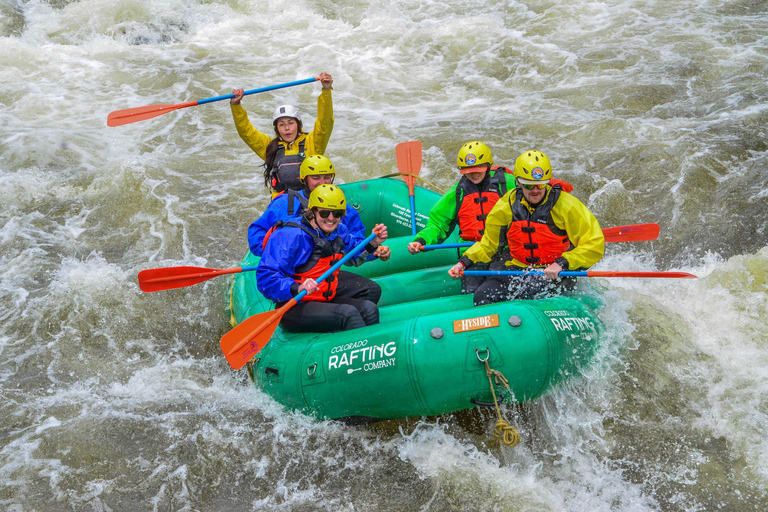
[336,304,366,330]
[359,300,379,325]
[366,281,382,304]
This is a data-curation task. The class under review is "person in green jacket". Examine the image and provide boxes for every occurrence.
[407,141,516,293]
[230,72,334,194]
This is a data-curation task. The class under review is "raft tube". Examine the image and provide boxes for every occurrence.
[229,178,603,422]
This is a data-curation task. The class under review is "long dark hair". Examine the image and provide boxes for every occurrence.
[262,120,305,188]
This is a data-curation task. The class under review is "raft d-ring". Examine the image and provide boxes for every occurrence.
[307,364,317,377]
[475,348,490,363]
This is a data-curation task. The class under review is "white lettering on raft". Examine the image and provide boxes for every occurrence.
[328,341,397,373]
[550,316,596,332]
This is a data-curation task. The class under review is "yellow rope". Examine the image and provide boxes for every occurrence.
[483,359,521,448]
[377,172,446,194]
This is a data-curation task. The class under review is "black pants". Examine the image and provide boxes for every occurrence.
[473,271,577,306]
[461,255,511,295]
[337,270,381,304]
[278,271,381,333]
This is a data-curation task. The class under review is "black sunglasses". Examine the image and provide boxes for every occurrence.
[317,209,346,219]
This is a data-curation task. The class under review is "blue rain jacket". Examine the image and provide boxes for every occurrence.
[257,218,377,303]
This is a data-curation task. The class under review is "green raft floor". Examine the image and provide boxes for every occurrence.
[228,177,603,421]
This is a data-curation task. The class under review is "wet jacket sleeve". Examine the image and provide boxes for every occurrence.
[231,104,272,160]
[502,170,517,191]
[256,229,314,303]
[550,192,605,269]
[339,224,378,266]
[412,183,460,246]
[460,190,514,266]
[341,206,366,245]
[247,196,290,257]
[308,88,334,155]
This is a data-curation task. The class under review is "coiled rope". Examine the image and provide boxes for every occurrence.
[483,359,521,448]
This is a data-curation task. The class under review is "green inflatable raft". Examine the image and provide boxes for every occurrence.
[228,178,603,422]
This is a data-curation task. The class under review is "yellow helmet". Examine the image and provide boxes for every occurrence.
[308,184,346,210]
[300,155,336,182]
[514,150,552,184]
[457,141,493,173]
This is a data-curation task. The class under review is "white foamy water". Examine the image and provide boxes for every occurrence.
[2,0,768,510]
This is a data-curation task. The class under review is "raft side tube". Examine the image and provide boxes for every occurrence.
[251,295,602,420]
[341,178,439,238]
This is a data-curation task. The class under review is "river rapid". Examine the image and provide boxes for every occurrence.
[2,0,768,510]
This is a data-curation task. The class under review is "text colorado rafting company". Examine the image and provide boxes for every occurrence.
[328,339,397,373]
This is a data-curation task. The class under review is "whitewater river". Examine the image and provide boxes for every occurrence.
[2,0,767,510]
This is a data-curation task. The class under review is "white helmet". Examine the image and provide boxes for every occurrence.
[272,104,301,125]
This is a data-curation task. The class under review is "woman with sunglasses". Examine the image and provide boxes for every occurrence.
[447,150,605,306]
[256,184,389,333]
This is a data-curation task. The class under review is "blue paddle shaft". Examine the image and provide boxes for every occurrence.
[197,77,318,105]
[423,242,472,251]
[409,195,417,236]
[463,270,588,277]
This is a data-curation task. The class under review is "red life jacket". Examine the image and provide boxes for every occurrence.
[455,167,510,241]
[263,221,345,302]
[506,186,572,266]
[549,178,573,193]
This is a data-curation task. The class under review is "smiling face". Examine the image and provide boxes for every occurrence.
[304,174,334,192]
[312,208,343,235]
[275,117,298,142]
[464,170,487,184]
[459,164,489,185]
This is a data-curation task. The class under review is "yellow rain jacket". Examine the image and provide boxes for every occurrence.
[462,186,605,270]
[230,88,334,160]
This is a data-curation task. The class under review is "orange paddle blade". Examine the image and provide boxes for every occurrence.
[602,223,660,242]
[107,101,197,127]
[586,271,697,279]
[220,300,297,370]
[138,266,238,292]
[395,141,422,193]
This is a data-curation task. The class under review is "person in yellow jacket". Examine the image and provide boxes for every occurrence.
[447,150,605,306]
[230,72,334,194]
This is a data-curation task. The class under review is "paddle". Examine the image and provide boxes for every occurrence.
[420,223,661,251]
[462,270,697,278]
[107,77,319,127]
[220,230,380,370]
[395,141,422,236]
[138,265,259,293]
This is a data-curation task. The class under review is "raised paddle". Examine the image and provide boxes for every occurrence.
[220,230,380,370]
[107,77,319,127]
[420,223,661,251]
[461,270,697,279]
[138,265,259,293]
[395,141,422,236]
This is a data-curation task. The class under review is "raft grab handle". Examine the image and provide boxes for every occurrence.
[475,347,490,363]
[471,396,504,407]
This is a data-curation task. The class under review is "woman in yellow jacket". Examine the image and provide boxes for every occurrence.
[448,150,605,306]
[230,72,334,194]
